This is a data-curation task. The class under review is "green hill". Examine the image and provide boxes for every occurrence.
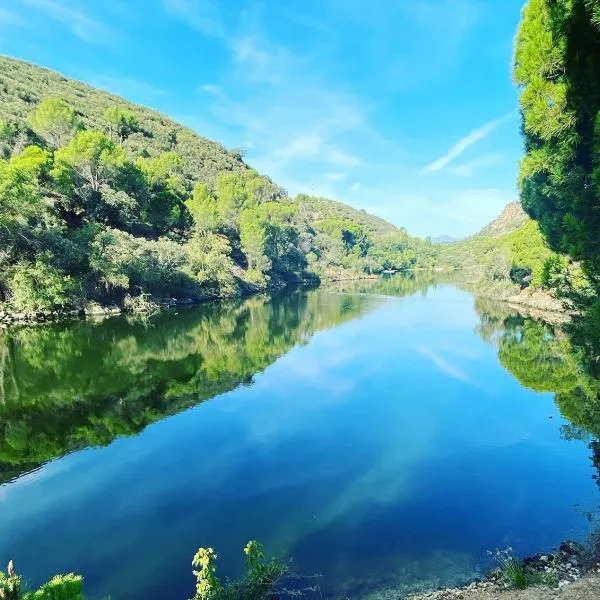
[436,202,574,296]
[0,56,248,188]
[0,56,429,314]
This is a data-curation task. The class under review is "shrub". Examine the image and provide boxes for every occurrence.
[0,562,21,600]
[23,574,84,600]
[9,256,77,311]
[192,540,287,600]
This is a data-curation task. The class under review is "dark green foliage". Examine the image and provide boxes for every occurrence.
[515,0,600,295]
[293,194,435,278]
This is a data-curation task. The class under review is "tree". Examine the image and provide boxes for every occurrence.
[138,152,187,232]
[29,97,80,147]
[9,254,77,311]
[514,0,600,293]
[239,206,272,279]
[215,172,250,227]
[104,105,140,142]
[0,145,50,228]
[186,182,220,231]
[53,130,125,194]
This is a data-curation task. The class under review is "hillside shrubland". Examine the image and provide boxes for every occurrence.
[436,203,588,300]
[0,56,431,313]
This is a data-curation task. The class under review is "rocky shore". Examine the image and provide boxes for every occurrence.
[407,542,600,600]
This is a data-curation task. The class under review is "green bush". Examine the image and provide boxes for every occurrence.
[192,540,287,600]
[23,574,84,600]
[492,548,556,590]
[9,256,78,311]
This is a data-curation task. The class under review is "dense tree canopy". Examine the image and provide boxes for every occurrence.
[515,0,600,292]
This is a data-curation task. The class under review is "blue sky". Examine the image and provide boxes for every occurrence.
[0,0,526,238]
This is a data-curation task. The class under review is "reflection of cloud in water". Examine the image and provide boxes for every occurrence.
[265,401,440,557]
[416,345,473,384]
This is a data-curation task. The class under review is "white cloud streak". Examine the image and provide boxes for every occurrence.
[0,8,23,26]
[21,0,114,44]
[161,0,224,38]
[417,345,471,383]
[423,113,511,173]
[450,152,505,177]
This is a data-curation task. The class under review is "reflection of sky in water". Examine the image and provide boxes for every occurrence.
[0,285,598,599]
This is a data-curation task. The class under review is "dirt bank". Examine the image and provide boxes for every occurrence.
[408,572,600,600]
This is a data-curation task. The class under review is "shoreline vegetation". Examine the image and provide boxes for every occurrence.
[2,540,599,600]
[406,542,600,600]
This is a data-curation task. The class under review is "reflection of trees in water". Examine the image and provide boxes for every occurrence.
[320,271,437,298]
[0,289,378,484]
[473,298,600,438]
[474,298,600,501]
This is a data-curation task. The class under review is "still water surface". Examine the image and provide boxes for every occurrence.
[0,278,598,598]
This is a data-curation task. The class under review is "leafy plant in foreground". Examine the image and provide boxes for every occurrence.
[192,541,287,600]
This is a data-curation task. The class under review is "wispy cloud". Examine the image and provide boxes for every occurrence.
[423,113,511,173]
[198,83,222,95]
[21,0,114,44]
[231,36,297,86]
[325,172,348,182]
[161,0,224,38]
[450,152,505,177]
[0,8,24,26]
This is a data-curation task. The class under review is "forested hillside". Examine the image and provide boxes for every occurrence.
[436,202,579,297]
[0,56,430,314]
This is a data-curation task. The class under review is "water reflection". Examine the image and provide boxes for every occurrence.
[1,277,600,599]
[0,290,382,484]
[469,297,600,441]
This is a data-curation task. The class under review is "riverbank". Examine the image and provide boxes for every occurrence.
[0,273,380,328]
[462,278,570,320]
[407,542,600,600]
[407,573,600,600]
[0,280,282,327]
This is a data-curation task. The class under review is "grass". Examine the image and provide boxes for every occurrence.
[492,548,557,590]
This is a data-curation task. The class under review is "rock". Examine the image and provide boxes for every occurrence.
[560,541,583,556]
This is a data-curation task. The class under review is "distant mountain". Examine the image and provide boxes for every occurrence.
[478,201,528,238]
[435,201,557,290]
[431,235,463,245]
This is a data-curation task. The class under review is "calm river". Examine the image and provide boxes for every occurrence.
[0,277,598,599]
